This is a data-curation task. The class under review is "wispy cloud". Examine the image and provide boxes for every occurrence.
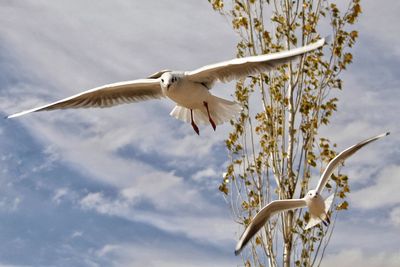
[389,207,400,227]
[79,184,237,245]
[351,164,400,209]
[95,242,235,267]
[323,248,400,267]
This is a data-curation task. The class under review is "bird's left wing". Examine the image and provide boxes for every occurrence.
[7,79,163,118]
[186,38,325,86]
[315,132,390,194]
[235,198,307,255]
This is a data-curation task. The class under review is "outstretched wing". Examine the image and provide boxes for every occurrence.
[7,79,163,118]
[186,38,325,86]
[235,199,307,255]
[315,132,390,194]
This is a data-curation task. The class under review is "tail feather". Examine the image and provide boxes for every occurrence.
[170,106,190,123]
[305,215,322,230]
[206,95,241,125]
[324,194,334,213]
[170,96,241,125]
[193,110,209,124]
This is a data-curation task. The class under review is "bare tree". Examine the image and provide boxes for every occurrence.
[208,0,361,266]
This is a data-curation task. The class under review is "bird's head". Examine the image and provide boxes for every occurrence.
[160,72,179,92]
[305,190,319,200]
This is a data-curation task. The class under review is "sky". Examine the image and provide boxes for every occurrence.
[0,1,399,267]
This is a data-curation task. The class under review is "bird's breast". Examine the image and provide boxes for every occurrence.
[306,197,325,217]
[165,80,210,109]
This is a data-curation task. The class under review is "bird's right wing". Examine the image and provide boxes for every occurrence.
[315,132,390,194]
[235,199,307,255]
[7,79,163,118]
[186,38,325,85]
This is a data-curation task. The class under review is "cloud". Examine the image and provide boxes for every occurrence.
[95,242,235,267]
[0,264,30,267]
[350,164,400,209]
[323,249,400,267]
[0,196,21,212]
[358,1,400,56]
[192,168,218,182]
[52,187,69,204]
[79,183,237,245]
[389,207,400,227]
[70,231,83,239]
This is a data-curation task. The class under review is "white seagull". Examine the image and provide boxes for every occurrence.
[235,132,390,255]
[7,39,325,135]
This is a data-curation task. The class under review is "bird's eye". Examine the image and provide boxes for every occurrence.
[161,79,164,83]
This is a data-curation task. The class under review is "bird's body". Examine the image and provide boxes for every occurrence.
[7,39,326,134]
[158,71,242,133]
[161,71,207,109]
[234,132,390,255]
[304,190,325,217]
[304,190,332,227]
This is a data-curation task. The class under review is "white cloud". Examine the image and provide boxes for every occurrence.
[328,212,400,254]
[52,187,69,204]
[121,171,207,211]
[80,192,130,216]
[71,231,83,239]
[0,196,22,212]
[323,249,400,267]
[358,1,400,56]
[192,168,218,182]
[351,164,400,209]
[0,264,30,267]
[79,186,236,245]
[389,207,400,227]
[95,242,235,267]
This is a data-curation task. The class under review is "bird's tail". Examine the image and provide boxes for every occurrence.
[305,194,334,230]
[170,96,242,125]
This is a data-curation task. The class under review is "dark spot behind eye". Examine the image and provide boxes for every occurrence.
[161,79,164,83]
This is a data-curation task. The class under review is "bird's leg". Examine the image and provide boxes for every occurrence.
[190,109,199,135]
[203,101,216,131]
[317,214,330,227]
[325,213,331,224]
[319,213,330,227]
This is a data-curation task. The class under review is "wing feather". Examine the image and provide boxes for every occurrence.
[235,199,307,255]
[186,38,325,85]
[315,132,390,194]
[7,79,163,118]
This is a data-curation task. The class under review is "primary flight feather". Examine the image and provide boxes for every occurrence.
[7,38,325,134]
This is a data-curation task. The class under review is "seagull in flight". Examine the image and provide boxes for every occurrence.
[7,39,325,135]
[235,132,390,255]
